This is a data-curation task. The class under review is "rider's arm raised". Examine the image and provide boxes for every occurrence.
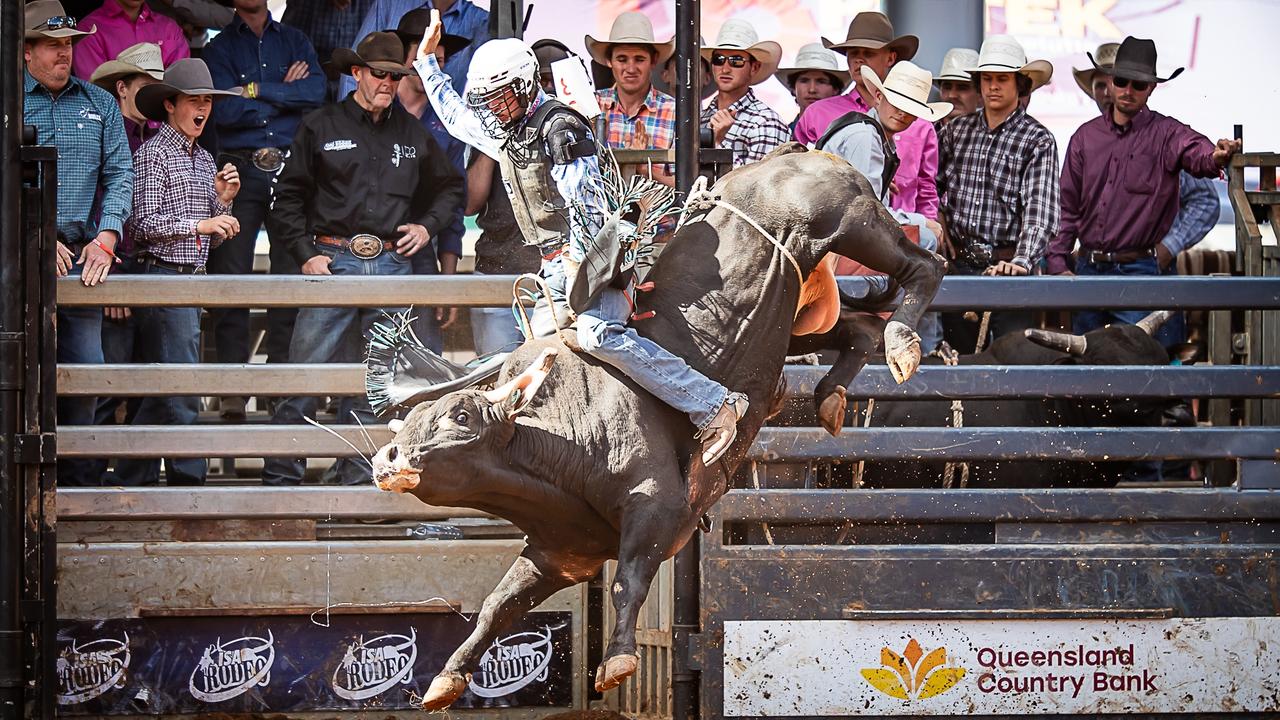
[413,54,502,160]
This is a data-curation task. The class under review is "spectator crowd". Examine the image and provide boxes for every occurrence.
[22,0,1238,486]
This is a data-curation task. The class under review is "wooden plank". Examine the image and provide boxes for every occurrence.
[57,486,487,521]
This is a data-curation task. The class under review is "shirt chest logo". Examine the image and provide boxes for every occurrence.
[324,139,357,152]
[78,108,103,123]
[391,143,416,167]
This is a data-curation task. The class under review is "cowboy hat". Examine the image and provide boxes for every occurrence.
[24,0,95,40]
[861,62,952,123]
[1090,36,1183,84]
[391,9,470,59]
[134,58,243,122]
[934,47,978,84]
[332,31,412,78]
[774,42,850,92]
[1072,42,1118,96]
[89,42,165,91]
[585,11,674,67]
[822,12,918,61]
[968,34,1053,91]
[700,19,782,86]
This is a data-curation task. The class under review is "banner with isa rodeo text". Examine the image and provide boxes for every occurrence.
[724,618,1280,715]
[56,612,573,715]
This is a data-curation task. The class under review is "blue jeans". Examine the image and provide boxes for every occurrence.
[208,157,272,366]
[471,272,524,355]
[1072,256,1185,348]
[111,265,207,486]
[262,249,412,486]
[57,260,105,486]
[89,255,144,482]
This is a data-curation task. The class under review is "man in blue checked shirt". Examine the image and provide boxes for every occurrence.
[339,0,488,101]
[204,0,326,419]
[23,0,134,486]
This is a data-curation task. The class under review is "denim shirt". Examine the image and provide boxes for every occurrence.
[339,0,490,99]
[23,71,134,240]
[204,15,326,151]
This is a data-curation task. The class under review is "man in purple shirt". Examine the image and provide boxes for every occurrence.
[1049,37,1239,344]
[794,11,938,220]
[73,0,189,79]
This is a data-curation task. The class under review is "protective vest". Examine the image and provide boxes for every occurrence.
[815,110,899,201]
[497,99,596,250]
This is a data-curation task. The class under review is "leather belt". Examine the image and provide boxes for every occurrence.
[315,234,395,260]
[1084,247,1155,265]
[142,255,206,274]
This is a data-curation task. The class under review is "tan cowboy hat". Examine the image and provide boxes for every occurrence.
[822,12,918,61]
[968,34,1053,91]
[134,58,243,122]
[585,11,673,66]
[1073,42,1118,96]
[700,19,782,86]
[331,31,412,77]
[25,0,95,40]
[861,62,952,123]
[90,42,165,91]
[774,42,850,92]
[934,47,978,84]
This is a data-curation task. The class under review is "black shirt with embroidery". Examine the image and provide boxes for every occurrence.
[269,94,464,266]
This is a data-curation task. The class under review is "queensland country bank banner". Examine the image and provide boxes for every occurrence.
[55,611,572,714]
[724,618,1280,715]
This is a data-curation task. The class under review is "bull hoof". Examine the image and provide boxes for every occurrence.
[883,321,922,384]
[817,387,847,436]
[420,672,467,711]
[594,653,639,692]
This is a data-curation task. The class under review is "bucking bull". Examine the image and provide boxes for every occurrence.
[367,144,945,710]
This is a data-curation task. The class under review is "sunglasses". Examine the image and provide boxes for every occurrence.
[368,68,405,81]
[711,53,750,69]
[38,15,77,30]
[1111,76,1151,92]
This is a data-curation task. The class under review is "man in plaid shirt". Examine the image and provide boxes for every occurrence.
[113,58,242,485]
[937,35,1059,351]
[699,19,789,167]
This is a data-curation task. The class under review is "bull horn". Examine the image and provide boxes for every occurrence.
[483,348,559,418]
[1135,310,1176,336]
[1024,328,1088,356]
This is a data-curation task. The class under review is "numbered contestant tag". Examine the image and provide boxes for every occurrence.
[550,57,602,119]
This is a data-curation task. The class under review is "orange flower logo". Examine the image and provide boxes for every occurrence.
[860,638,966,700]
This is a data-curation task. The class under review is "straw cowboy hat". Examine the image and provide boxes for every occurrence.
[331,31,412,77]
[90,42,165,92]
[968,34,1053,90]
[701,19,782,86]
[934,47,978,84]
[392,9,470,59]
[860,62,952,123]
[1090,36,1183,84]
[822,12,918,61]
[774,42,850,92]
[134,58,242,122]
[585,11,673,66]
[25,0,95,40]
[1072,42,1118,96]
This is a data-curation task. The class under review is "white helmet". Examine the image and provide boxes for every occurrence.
[465,38,539,139]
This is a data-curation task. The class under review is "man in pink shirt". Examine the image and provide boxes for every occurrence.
[73,0,189,79]
[794,11,938,219]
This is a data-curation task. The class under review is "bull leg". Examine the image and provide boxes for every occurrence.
[422,549,578,711]
[816,315,883,435]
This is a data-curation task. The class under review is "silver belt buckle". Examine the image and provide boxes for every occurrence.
[251,147,284,173]
[348,234,384,259]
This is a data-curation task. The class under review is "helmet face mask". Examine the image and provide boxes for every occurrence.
[464,38,541,140]
[466,77,534,139]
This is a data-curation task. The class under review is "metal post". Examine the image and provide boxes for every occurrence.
[672,4,702,718]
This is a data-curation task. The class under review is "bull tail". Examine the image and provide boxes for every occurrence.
[365,311,508,416]
[839,275,899,313]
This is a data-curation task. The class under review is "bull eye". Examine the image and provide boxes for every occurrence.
[454,411,469,425]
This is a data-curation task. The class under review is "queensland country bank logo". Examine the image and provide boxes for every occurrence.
[861,638,966,700]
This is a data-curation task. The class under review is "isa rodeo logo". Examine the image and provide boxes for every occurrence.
[332,628,418,700]
[56,633,131,705]
[860,637,966,700]
[189,631,276,703]
[468,627,555,698]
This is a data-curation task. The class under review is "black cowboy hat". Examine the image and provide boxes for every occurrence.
[332,31,412,77]
[134,58,242,121]
[1090,36,1182,84]
[391,9,470,59]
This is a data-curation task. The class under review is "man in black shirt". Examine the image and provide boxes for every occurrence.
[263,31,463,486]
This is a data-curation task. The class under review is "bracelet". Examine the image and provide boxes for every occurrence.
[92,238,119,262]
[245,82,257,99]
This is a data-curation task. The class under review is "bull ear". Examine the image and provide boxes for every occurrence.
[388,419,405,434]
[483,348,558,419]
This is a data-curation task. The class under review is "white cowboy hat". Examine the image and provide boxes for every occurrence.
[90,42,165,91]
[585,12,673,67]
[860,61,952,123]
[1072,42,1118,96]
[968,34,1053,91]
[774,42,850,91]
[934,47,978,84]
[700,19,782,86]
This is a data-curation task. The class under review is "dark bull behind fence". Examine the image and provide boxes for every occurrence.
[367,145,945,710]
